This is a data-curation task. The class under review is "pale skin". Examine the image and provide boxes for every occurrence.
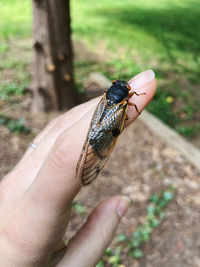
[0,70,156,266]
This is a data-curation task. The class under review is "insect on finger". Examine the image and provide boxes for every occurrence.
[76,79,144,185]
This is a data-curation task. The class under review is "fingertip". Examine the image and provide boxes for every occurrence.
[129,69,155,87]
[116,196,131,218]
[125,70,157,127]
[57,195,128,266]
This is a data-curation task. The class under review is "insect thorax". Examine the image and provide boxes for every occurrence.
[106,80,129,104]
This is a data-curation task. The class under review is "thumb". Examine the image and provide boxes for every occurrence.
[57,195,131,267]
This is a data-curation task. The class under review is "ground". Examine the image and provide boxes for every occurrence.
[1,40,200,267]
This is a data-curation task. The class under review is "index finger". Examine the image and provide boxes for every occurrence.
[22,70,156,224]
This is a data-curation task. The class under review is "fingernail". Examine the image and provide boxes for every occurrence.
[130,69,155,88]
[116,196,131,218]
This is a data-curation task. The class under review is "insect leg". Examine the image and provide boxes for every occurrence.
[128,102,141,114]
[128,91,134,98]
[130,91,146,97]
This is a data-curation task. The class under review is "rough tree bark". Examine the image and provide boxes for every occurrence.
[31,0,77,112]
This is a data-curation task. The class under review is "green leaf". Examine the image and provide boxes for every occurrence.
[108,255,121,264]
[142,232,150,242]
[105,247,112,255]
[133,248,144,258]
[127,242,133,249]
[132,230,142,239]
[96,261,104,267]
[141,226,151,242]
[154,206,162,215]
[149,194,159,203]
[150,218,160,228]
[143,224,152,235]
[7,120,15,132]
[115,246,122,255]
[159,212,166,219]
[116,234,127,242]
[158,199,167,208]
[74,202,85,215]
[147,213,155,223]
[147,205,156,215]
[162,191,174,202]
[131,239,141,248]
[0,117,7,125]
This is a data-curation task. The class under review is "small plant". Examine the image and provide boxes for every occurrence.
[0,114,31,134]
[109,187,175,263]
[0,82,26,101]
[104,246,123,267]
[176,125,200,137]
[147,86,178,127]
[96,261,104,267]
[72,201,85,215]
[98,188,175,265]
[127,188,175,258]
[116,234,127,242]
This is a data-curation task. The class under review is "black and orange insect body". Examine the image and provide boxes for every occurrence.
[76,80,142,185]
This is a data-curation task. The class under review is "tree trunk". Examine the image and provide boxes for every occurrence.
[31,0,77,112]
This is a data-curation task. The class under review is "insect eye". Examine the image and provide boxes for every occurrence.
[112,80,117,84]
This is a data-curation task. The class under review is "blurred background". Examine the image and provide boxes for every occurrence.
[0,0,200,266]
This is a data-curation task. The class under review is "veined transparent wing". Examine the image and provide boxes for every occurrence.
[76,97,128,185]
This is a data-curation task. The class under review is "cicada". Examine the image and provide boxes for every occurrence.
[76,80,143,185]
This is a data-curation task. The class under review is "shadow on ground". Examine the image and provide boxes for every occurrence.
[91,1,200,78]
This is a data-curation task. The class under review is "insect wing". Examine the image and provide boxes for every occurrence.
[77,97,128,185]
[76,94,106,178]
[90,94,107,127]
[81,132,115,185]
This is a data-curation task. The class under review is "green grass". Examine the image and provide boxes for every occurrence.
[0,114,31,134]
[0,0,31,40]
[72,0,200,75]
[0,59,26,70]
[0,82,25,101]
[71,0,200,137]
[0,57,31,101]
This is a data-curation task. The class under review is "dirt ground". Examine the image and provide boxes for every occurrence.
[1,40,200,266]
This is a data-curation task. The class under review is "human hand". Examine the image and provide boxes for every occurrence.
[0,70,156,266]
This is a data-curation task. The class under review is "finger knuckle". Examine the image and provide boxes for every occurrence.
[87,207,111,244]
[49,134,75,171]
